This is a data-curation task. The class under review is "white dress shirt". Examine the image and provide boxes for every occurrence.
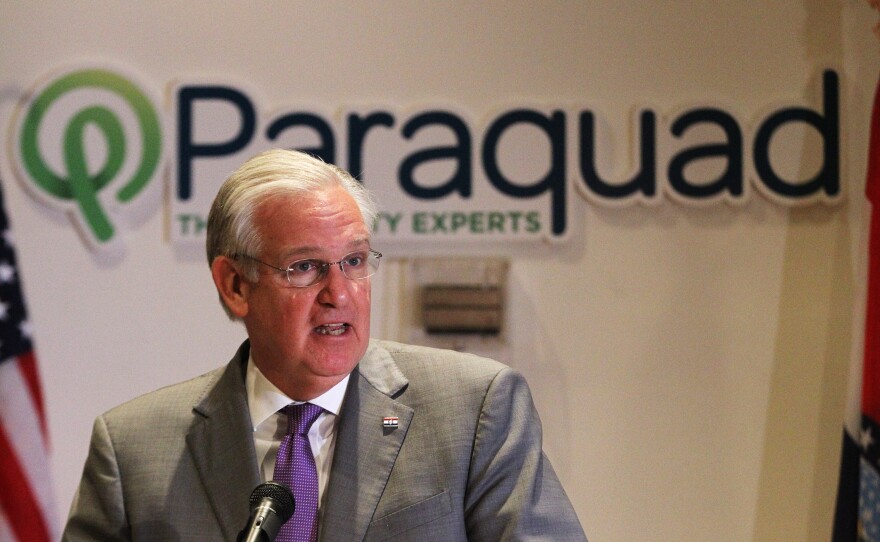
[246,355,349,505]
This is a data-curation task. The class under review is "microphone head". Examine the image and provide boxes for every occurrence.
[249,481,295,523]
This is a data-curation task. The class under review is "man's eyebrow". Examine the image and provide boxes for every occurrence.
[279,238,372,260]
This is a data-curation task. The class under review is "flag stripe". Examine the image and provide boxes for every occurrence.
[17,351,48,440]
[0,355,49,480]
[0,510,18,542]
[864,77,880,424]
[0,355,57,541]
[0,420,52,541]
[865,73,880,205]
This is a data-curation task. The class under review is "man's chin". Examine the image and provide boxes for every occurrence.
[308,349,364,376]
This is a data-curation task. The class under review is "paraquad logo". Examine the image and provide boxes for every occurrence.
[8,66,163,252]
[7,64,841,254]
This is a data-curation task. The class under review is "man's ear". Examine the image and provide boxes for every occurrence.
[211,256,250,318]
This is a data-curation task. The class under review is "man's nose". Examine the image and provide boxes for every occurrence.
[316,263,351,305]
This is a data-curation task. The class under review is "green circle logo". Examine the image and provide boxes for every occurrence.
[16,68,162,244]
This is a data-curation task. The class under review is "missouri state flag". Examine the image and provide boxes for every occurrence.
[833,73,880,542]
[0,178,58,541]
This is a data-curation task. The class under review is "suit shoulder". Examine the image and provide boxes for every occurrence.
[371,339,515,386]
[101,364,226,424]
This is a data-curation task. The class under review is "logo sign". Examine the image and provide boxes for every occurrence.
[8,66,163,252]
[6,65,841,254]
[170,71,840,250]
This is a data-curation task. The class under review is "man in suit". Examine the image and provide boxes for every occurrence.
[63,149,587,541]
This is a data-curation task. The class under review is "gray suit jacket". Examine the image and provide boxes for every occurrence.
[63,340,586,541]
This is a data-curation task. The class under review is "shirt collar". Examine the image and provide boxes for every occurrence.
[246,352,350,431]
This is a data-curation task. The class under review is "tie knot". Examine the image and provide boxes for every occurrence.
[283,402,324,436]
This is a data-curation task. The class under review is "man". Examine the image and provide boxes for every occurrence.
[63,149,586,541]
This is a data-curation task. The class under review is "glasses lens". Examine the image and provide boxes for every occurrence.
[340,250,381,280]
[286,259,323,287]
[283,250,382,287]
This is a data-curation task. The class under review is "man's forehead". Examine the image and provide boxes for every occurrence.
[256,186,359,217]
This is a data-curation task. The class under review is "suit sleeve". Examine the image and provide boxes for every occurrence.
[61,414,131,541]
[464,367,587,541]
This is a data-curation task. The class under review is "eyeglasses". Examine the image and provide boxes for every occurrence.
[236,249,382,288]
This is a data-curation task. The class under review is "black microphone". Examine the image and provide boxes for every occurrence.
[237,481,295,542]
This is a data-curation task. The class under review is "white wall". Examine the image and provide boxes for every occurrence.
[2,2,878,540]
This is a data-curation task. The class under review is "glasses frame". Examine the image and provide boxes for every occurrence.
[235,249,382,288]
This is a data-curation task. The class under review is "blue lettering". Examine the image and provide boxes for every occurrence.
[176,85,255,200]
[347,112,394,179]
[482,109,567,236]
[266,112,336,164]
[753,70,839,198]
[579,110,657,199]
[668,108,743,198]
[399,111,472,198]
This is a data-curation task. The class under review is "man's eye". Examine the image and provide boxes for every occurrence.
[344,254,366,268]
[290,260,319,274]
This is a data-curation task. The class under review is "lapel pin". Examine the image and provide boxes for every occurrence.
[383,416,399,428]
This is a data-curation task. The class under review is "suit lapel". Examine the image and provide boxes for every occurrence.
[320,342,413,541]
[186,342,261,542]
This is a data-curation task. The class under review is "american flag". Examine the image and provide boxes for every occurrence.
[833,74,880,541]
[0,180,57,541]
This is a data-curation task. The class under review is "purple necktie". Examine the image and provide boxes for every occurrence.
[274,402,324,542]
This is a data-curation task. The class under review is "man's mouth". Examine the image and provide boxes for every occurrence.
[314,323,348,336]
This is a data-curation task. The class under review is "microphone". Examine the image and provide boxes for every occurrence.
[237,481,295,542]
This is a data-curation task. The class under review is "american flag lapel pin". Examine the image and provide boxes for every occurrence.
[383,416,399,429]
